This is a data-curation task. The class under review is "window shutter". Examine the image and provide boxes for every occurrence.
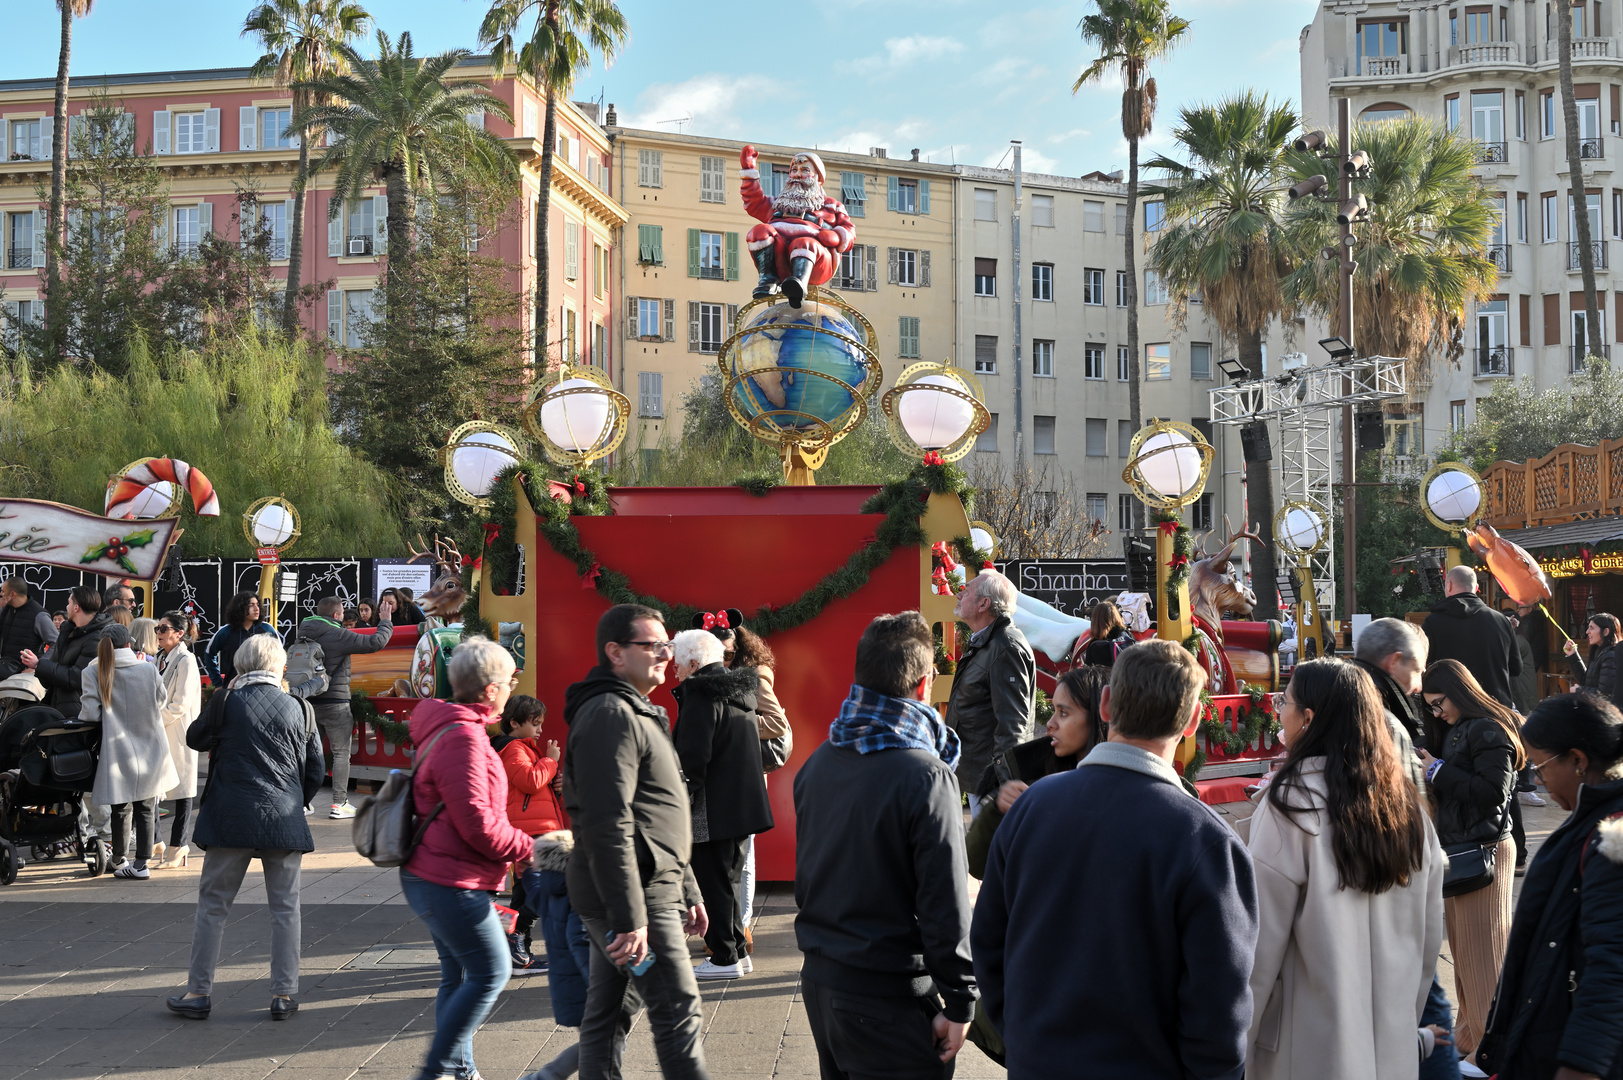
[726,303,738,336]
[1116,203,1127,235]
[151,206,166,250]
[663,297,675,342]
[465,112,485,130]
[865,245,877,291]
[38,117,52,161]
[888,246,897,284]
[203,108,220,152]
[626,295,639,332]
[651,372,664,417]
[920,179,930,215]
[725,232,739,281]
[651,225,663,265]
[67,115,83,156]
[887,176,899,212]
[920,250,931,288]
[688,301,700,351]
[566,223,578,279]
[327,289,342,341]
[239,106,257,151]
[199,200,213,237]
[283,197,295,249]
[637,150,649,187]
[32,210,46,264]
[0,121,7,160]
[328,200,342,256]
[687,228,701,277]
[373,194,388,254]
[1543,294,1561,345]
[652,152,662,187]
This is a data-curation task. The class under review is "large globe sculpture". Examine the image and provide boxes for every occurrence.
[719,291,881,467]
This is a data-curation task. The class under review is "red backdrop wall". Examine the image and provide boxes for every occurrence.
[527,485,922,880]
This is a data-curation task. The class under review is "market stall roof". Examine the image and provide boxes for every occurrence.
[1496,516,1623,551]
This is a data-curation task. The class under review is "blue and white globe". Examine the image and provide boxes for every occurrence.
[725,299,876,439]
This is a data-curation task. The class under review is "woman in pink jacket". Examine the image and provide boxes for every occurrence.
[401,638,532,1080]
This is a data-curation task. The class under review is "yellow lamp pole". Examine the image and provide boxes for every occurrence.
[243,497,301,629]
[1122,420,1215,642]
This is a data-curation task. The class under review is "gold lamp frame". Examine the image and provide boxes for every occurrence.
[1121,419,1216,511]
[242,495,302,553]
[880,361,991,462]
[105,457,183,519]
[439,421,525,509]
[1274,500,1330,662]
[969,520,1001,559]
[1419,460,1486,534]
[716,286,883,484]
[521,363,631,469]
[1273,500,1329,558]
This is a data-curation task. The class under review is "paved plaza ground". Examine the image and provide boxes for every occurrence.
[0,787,1568,1080]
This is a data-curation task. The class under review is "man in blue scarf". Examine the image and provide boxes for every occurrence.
[793,611,975,1080]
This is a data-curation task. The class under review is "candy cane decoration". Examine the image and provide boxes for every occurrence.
[106,458,221,519]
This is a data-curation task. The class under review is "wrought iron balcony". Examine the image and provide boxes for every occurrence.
[1569,240,1608,270]
[1484,244,1511,272]
[1474,345,1513,376]
[6,247,32,269]
[1581,137,1605,159]
[1476,141,1509,164]
[345,234,373,257]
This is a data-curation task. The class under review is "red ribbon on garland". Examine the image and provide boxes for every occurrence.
[1158,519,1180,537]
[982,560,994,569]
[572,474,588,495]
[1167,554,1189,569]
[922,451,945,466]
[482,523,501,546]
[581,562,602,589]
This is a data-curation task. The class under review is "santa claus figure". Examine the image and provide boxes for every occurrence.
[739,145,855,308]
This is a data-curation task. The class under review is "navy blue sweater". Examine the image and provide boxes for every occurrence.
[971,742,1259,1080]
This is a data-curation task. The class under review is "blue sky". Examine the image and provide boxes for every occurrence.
[7,0,1318,176]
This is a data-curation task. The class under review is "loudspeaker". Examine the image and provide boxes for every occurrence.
[1240,421,1272,464]
[1356,410,1385,451]
[1123,534,1156,594]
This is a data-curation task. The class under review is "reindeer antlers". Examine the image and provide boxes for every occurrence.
[407,533,465,570]
[1206,515,1266,570]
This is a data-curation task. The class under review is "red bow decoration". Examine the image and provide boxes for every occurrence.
[922,451,946,467]
[1157,519,1180,537]
[1582,546,1594,574]
[461,554,475,567]
[701,610,731,631]
[580,562,602,589]
[1167,554,1189,569]
[982,560,994,569]
[572,474,587,495]
[482,523,501,546]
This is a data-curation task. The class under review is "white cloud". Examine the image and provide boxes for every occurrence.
[1047,127,1092,144]
[838,35,965,76]
[619,73,782,137]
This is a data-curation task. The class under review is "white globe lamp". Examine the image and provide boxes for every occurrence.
[897,375,975,450]
[1426,469,1482,523]
[880,361,991,462]
[522,364,631,468]
[1126,423,1211,508]
[441,422,524,508]
[250,501,296,547]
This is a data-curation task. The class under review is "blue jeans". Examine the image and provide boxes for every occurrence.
[1418,972,1459,1080]
[400,871,511,1080]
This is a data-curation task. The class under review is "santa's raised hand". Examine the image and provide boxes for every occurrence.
[740,144,759,174]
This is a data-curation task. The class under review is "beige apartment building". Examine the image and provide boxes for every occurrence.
[1301,0,1623,467]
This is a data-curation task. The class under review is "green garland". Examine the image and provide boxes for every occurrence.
[1184,684,1281,783]
[1153,509,1195,622]
[733,474,781,497]
[475,457,974,639]
[351,692,413,747]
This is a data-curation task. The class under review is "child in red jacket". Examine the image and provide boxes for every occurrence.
[491,694,563,970]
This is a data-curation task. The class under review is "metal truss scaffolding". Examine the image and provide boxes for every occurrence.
[1208,356,1406,622]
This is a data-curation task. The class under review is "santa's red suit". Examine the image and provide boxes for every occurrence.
[740,150,854,291]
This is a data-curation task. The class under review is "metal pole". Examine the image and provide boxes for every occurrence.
[1338,96,1358,639]
[1012,140,1024,464]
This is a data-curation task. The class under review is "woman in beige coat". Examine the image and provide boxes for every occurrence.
[1246,658,1447,1080]
[154,611,201,868]
[82,624,175,880]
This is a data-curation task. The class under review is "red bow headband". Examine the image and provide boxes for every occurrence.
[702,610,731,631]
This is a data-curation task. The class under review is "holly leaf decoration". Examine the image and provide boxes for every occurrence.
[79,529,158,573]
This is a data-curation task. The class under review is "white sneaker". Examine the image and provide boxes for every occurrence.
[740,955,753,974]
[1459,1061,1489,1078]
[1519,790,1546,806]
[328,803,357,820]
[303,803,315,816]
[693,959,743,980]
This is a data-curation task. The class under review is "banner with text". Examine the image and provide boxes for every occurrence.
[0,499,179,580]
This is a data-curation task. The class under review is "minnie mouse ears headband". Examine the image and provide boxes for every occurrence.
[692,608,744,633]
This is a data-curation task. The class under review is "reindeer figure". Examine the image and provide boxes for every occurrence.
[1188,516,1266,635]
[407,534,469,623]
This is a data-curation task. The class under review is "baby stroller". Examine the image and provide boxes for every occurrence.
[0,704,105,885]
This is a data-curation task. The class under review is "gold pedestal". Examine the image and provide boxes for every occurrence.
[1294,561,1326,662]
[1156,528,1192,642]
[781,444,829,486]
[258,563,279,630]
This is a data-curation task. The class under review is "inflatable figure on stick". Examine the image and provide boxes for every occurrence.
[741,146,854,308]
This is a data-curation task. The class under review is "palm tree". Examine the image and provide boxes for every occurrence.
[243,0,371,335]
[1554,0,1603,358]
[1074,0,1189,530]
[292,30,519,307]
[1283,116,1498,378]
[478,0,627,367]
[46,0,95,364]
[1144,91,1300,617]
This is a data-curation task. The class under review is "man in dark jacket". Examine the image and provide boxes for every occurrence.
[671,629,772,981]
[0,577,56,679]
[972,640,1258,1080]
[295,595,392,819]
[945,568,1035,806]
[562,604,709,1080]
[795,611,975,1079]
[25,587,110,717]
[1422,565,1521,708]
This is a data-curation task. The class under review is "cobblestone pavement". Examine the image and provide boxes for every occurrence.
[0,786,1568,1080]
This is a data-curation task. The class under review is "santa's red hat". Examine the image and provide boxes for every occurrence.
[792,151,826,184]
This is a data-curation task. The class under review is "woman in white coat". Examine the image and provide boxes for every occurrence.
[154,611,201,869]
[82,623,175,880]
[1246,658,1447,1080]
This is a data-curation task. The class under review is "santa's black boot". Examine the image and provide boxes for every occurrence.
[782,256,814,308]
[751,247,780,300]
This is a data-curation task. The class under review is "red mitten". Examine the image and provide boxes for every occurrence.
[740,144,758,172]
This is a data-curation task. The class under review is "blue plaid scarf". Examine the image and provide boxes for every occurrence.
[827,684,961,770]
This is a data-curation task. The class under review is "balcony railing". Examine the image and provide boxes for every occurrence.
[6,247,32,270]
[1570,240,1609,270]
[1476,140,1509,164]
[1362,56,1405,76]
[1474,345,1513,376]
[1484,244,1512,272]
[1383,454,1432,483]
[1455,43,1517,66]
[1571,37,1611,58]
[1581,137,1605,159]
[1571,343,1611,372]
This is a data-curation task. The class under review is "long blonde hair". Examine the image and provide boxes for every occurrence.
[96,636,116,708]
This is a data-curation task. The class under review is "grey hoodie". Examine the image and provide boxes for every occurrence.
[294,613,392,703]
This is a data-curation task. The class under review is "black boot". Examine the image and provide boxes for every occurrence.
[751,246,780,300]
[782,255,814,308]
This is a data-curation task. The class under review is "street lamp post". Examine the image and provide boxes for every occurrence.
[1123,420,1215,642]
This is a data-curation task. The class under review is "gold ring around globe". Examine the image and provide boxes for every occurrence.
[725,287,879,358]
[722,367,869,451]
[881,370,990,463]
[522,375,630,467]
[442,421,523,508]
[1273,500,1328,557]
[716,296,883,406]
[242,495,302,552]
[1418,460,1485,533]
[1122,420,1214,510]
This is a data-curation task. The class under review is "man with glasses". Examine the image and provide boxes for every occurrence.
[103,583,137,613]
[545,604,709,1080]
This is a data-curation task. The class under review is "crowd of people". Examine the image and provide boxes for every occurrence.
[4,562,1621,1080]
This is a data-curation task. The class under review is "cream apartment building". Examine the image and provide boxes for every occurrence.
[1301,0,1623,462]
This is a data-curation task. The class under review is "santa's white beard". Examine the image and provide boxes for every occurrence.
[772,178,825,216]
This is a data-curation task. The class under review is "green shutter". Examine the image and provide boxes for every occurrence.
[887,175,899,212]
[637,224,652,263]
[652,225,664,265]
[725,232,739,280]
[687,228,701,277]
[920,179,931,215]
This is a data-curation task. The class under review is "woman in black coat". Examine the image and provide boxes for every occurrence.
[166,634,324,1022]
[671,629,773,980]
[1563,613,1620,701]
[1477,692,1623,1080]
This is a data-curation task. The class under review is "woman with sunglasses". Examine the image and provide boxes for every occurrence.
[1419,658,1527,1058]
[1474,692,1623,1080]
[1562,612,1620,699]
[154,612,202,869]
